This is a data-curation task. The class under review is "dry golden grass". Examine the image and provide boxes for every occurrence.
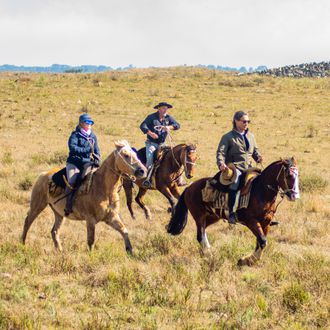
[0,68,329,329]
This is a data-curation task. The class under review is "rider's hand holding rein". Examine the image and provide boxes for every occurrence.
[218,163,228,171]
[147,130,159,139]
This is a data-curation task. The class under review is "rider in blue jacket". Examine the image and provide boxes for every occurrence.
[64,113,101,215]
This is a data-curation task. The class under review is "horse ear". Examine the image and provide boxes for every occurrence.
[114,140,123,150]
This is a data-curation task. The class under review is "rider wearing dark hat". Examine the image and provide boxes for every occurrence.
[64,113,101,216]
[140,102,180,187]
[216,111,263,224]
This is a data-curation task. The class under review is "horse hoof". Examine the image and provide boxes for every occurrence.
[237,257,254,267]
[167,207,172,213]
[126,247,133,255]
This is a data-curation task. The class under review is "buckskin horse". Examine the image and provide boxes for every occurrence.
[167,158,300,266]
[21,141,147,254]
[122,143,197,220]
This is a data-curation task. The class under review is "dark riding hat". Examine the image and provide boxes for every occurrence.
[154,102,173,109]
[79,113,94,125]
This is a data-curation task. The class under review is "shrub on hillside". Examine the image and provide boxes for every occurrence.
[299,174,328,192]
[2,151,14,165]
[18,177,33,191]
[282,283,310,313]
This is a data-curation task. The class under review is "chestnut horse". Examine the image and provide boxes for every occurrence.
[167,158,300,266]
[21,141,147,254]
[123,144,197,220]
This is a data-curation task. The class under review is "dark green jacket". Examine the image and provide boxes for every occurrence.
[216,129,261,171]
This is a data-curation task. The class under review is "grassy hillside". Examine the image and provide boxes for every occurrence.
[0,68,329,329]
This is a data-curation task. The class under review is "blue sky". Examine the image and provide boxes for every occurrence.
[0,0,329,68]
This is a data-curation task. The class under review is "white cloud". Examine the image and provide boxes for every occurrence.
[0,0,329,68]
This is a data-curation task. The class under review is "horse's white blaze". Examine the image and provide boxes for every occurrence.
[291,169,300,200]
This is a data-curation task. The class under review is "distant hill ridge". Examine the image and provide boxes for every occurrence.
[0,63,267,73]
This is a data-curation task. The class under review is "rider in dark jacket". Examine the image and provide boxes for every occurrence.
[216,111,262,224]
[140,102,180,187]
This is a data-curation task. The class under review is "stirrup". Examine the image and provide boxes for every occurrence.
[228,212,237,225]
[64,208,71,216]
[142,180,151,188]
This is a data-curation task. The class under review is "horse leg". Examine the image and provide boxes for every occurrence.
[249,223,271,263]
[105,212,132,254]
[191,210,212,251]
[135,187,151,220]
[201,224,211,250]
[169,184,181,199]
[159,186,177,214]
[238,221,267,266]
[21,182,49,244]
[50,209,66,251]
[122,179,136,220]
[86,220,96,251]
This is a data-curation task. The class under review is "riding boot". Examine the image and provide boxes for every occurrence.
[64,186,75,216]
[142,165,154,188]
[228,189,238,224]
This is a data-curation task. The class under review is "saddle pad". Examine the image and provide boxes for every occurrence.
[51,167,67,189]
[50,167,95,195]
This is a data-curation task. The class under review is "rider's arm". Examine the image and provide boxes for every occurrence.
[93,134,101,157]
[68,133,91,155]
[251,134,262,163]
[167,115,180,130]
[216,134,229,169]
[140,115,152,134]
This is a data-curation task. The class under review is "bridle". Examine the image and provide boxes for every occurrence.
[182,148,197,177]
[267,162,298,197]
[113,146,143,181]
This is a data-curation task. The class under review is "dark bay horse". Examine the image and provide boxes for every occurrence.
[167,158,300,266]
[123,144,197,220]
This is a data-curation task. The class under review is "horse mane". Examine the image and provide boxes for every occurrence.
[262,157,294,173]
[114,140,131,149]
[172,143,196,152]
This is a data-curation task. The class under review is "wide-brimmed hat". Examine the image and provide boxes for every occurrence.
[79,113,94,125]
[219,163,238,185]
[154,102,173,109]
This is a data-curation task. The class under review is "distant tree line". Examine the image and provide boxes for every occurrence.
[0,63,266,73]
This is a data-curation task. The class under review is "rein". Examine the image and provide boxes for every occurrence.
[111,146,144,182]
[265,162,299,215]
[166,131,196,177]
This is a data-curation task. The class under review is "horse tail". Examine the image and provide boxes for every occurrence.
[167,189,188,235]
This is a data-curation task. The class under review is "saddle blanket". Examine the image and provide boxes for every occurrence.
[202,172,259,217]
[47,167,96,198]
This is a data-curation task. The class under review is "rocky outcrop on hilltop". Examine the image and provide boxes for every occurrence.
[257,61,330,77]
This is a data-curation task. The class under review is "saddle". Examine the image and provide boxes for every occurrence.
[202,168,261,217]
[136,146,171,187]
[48,165,97,198]
[136,146,171,167]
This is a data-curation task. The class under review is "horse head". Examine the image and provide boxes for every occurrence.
[114,140,147,180]
[182,144,197,179]
[277,157,300,201]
